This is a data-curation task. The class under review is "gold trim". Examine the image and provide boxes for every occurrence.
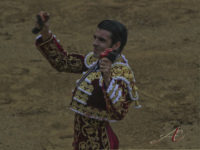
[39,34,53,47]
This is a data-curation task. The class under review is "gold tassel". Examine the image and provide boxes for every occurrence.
[134,100,141,109]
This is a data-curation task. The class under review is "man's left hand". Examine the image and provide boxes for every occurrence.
[99,57,112,87]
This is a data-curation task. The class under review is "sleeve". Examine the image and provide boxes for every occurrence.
[102,66,140,120]
[35,33,87,73]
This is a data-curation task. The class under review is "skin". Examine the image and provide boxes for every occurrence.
[37,11,121,87]
[92,28,120,86]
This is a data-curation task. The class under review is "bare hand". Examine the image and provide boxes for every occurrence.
[99,57,112,87]
[35,11,51,40]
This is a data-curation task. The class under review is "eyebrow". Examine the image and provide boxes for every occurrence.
[93,34,106,42]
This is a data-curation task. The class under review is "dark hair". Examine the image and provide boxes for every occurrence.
[97,20,128,52]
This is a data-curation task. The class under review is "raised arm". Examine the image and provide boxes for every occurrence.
[33,11,87,73]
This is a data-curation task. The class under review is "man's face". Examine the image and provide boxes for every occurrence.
[93,28,112,58]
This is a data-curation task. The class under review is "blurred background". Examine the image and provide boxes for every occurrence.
[0,0,199,149]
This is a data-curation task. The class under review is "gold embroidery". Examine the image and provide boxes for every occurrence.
[71,53,139,121]
[75,114,109,150]
[79,142,87,150]
[70,100,111,120]
[85,52,98,68]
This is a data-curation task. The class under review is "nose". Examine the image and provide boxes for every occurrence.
[93,39,98,47]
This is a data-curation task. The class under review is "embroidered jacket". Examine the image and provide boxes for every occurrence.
[35,33,140,122]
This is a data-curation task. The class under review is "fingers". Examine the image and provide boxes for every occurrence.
[99,57,112,73]
[99,58,112,86]
[38,11,50,22]
[35,11,49,29]
[32,11,51,37]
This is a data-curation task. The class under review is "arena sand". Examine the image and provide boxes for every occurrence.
[0,0,199,149]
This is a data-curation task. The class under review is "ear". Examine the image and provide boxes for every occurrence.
[112,41,121,50]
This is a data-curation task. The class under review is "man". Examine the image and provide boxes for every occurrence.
[34,11,140,150]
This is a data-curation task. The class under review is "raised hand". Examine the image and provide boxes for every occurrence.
[99,57,112,87]
[32,11,51,40]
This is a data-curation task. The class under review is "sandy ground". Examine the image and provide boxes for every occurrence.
[0,0,200,149]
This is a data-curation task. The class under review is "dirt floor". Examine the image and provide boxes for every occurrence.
[0,0,200,149]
